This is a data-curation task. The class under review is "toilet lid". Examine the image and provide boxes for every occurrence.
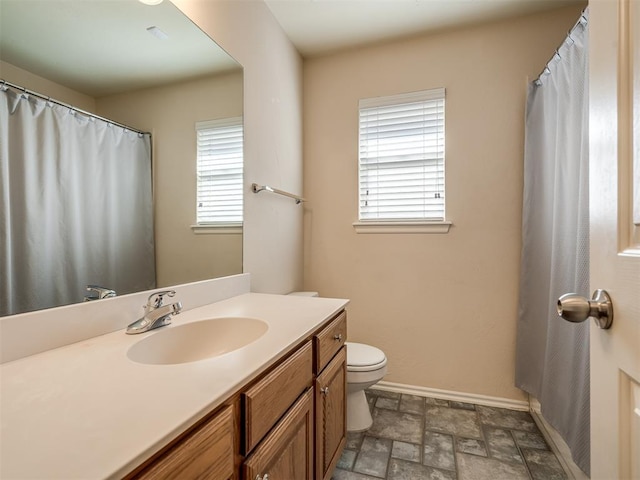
[346,342,386,367]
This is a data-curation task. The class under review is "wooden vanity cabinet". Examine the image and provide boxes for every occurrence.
[242,388,314,480]
[241,341,314,479]
[127,310,347,480]
[314,311,347,372]
[242,341,313,454]
[241,312,347,480]
[313,312,347,480]
[130,405,234,480]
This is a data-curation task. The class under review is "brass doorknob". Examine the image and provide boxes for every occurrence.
[557,289,613,329]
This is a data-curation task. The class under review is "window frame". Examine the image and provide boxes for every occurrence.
[354,88,451,234]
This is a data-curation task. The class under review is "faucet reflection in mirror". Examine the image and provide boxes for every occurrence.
[83,285,117,302]
[0,84,155,316]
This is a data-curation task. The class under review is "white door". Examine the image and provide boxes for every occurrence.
[589,0,640,478]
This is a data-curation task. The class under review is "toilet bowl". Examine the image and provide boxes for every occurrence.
[288,291,388,432]
[345,341,387,431]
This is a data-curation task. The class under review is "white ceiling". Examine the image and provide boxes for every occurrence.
[264,0,586,57]
[0,0,586,97]
[0,0,240,97]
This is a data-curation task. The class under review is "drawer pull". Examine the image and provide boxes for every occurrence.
[333,333,343,341]
[321,386,330,395]
[256,474,270,480]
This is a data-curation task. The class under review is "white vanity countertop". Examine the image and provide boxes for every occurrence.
[0,292,349,479]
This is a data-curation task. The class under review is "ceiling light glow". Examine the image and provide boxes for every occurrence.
[139,0,163,5]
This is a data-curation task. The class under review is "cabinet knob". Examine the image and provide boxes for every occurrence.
[321,386,330,395]
[255,475,269,480]
[333,333,343,341]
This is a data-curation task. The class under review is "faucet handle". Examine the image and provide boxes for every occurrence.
[146,290,176,309]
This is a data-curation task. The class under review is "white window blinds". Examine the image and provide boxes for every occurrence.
[196,117,243,224]
[358,88,445,221]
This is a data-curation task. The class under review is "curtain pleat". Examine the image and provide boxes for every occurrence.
[515,11,590,475]
[0,88,155,316]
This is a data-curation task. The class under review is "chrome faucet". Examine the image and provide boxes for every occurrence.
[84,285,116,301]
[126,290,182,335]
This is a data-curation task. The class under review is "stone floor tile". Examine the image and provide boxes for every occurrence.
[483,427,524,464]
[341,390,567,480]
[346,431,365,450]
[450,401,475,411]
[425,397,450,407]
[332,468,383,480]
[353,436,393,478]
[423,431,455,471]
[522,448,568,480]
[387,458,457,480]
[425,405,482,439]
[391,441,421,463]
[376,397,400,410]
[399,394,425,415]
[338,449,358,470]
[512,430,549,450]
[476,405,538,432]
[457,452,529,480]
[368,408,423,444]
[455,437,487,457]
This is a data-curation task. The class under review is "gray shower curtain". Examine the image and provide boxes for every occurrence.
[0,87,155,316]
[515,12,590,475]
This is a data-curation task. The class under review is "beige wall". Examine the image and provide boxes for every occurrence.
[173,0,304,294]
[96,72,243,287]
[303,6,585,400]
[1,60,96,112]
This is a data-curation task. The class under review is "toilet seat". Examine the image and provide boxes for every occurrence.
[346,342,387,372]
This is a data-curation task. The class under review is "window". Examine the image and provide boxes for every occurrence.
[357,88,449,233]
[195,117,243,227]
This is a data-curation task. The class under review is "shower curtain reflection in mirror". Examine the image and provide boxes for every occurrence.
[0,87,155,316]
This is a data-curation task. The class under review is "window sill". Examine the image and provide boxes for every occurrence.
[191,224,243,235]
[352,220,452,234]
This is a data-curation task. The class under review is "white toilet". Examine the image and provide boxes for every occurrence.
[288,291,387,432]
[344,341,387,431]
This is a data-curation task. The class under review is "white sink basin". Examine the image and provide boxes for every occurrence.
[127,317,268,365]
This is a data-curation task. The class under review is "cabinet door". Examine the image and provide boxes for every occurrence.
[243,389,313,480]
[315,347,346,480]
[132,405,234,480]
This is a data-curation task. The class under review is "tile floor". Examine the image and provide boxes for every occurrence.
[332,388,568,480]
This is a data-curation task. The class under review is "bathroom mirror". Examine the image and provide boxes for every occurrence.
[0,0,243,315]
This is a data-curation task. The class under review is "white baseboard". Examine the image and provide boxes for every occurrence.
[528,396,589,480]
[372,381,530,411]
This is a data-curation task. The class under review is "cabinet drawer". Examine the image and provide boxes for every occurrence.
[134,405,234,480]
[314,311,347,373]
[243,341,313,453]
